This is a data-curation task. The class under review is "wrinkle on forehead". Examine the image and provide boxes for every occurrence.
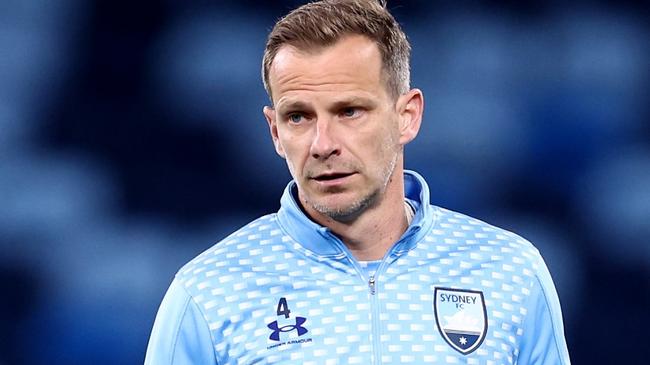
[268,35,386,104]
[276,93,379,114]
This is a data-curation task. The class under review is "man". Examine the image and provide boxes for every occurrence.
[145,1,571,364]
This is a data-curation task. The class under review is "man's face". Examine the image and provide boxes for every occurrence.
[264,35,418,222]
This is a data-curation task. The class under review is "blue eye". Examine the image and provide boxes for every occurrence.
[288,113,304,124]
[342,107,359,118]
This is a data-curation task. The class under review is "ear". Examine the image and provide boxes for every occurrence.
[263,106,286,158]
[396,89,424,145]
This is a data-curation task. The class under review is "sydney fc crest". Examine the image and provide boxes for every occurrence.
[434,287,488,355]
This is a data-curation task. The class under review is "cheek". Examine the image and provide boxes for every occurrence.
[281,139,300,159]
[371,124,399,154]
[278,135,308,173]
[285,160,297,179]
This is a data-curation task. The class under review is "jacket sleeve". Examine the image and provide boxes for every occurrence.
[144,278,218,365]
[516,255,571,365]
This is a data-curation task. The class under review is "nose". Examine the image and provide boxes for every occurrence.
[309,118,340,160]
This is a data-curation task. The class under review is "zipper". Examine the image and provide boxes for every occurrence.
[366,229,420,363]
[368,275,376,295]
[362,266,385,365]
[322,228,419,365]
[322,231,382,364]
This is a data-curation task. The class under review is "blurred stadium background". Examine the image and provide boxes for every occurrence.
[1,0,648,363]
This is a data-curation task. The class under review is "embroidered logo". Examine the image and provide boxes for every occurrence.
[266,297,309,343]
[434,287,488,355]
[267,316,308,341]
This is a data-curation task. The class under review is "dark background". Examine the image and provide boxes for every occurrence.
[1,0,649,364]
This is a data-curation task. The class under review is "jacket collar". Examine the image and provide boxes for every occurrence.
[276,170,436,258]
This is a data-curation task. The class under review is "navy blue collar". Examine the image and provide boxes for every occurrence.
[276,170,436,257]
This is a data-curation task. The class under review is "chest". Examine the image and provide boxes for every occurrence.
[198,255,532,365]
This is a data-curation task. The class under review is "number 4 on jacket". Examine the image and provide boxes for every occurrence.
[276,297,291,318]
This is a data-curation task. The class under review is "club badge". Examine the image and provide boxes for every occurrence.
[434,287,488,355]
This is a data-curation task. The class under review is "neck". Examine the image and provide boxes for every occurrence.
[310,167,409,261]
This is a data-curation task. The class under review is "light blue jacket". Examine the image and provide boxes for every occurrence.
[145,171,571,364]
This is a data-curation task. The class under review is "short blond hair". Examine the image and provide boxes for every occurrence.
[262,0,411,102]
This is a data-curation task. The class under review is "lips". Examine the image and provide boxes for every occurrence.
[311,171,355,181]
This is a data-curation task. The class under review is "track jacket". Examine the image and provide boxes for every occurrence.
[145,170,571,364]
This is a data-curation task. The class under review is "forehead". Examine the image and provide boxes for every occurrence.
[268,35,386,105]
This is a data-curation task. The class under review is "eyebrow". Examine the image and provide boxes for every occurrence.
[329,96,377,110]
[276,96,377,114]
[275,100,311,114]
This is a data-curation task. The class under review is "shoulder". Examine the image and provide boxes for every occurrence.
[174,213,286,287]
[427,206,546,273]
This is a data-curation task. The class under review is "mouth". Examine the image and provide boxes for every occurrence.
[311,171,356,183]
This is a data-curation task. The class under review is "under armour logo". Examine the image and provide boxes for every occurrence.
[267,316,308,341]
[267,297,309,341]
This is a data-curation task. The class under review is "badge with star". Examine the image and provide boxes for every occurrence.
[433,287,488,355]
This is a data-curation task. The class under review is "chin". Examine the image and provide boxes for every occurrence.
[310,190,378,222]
